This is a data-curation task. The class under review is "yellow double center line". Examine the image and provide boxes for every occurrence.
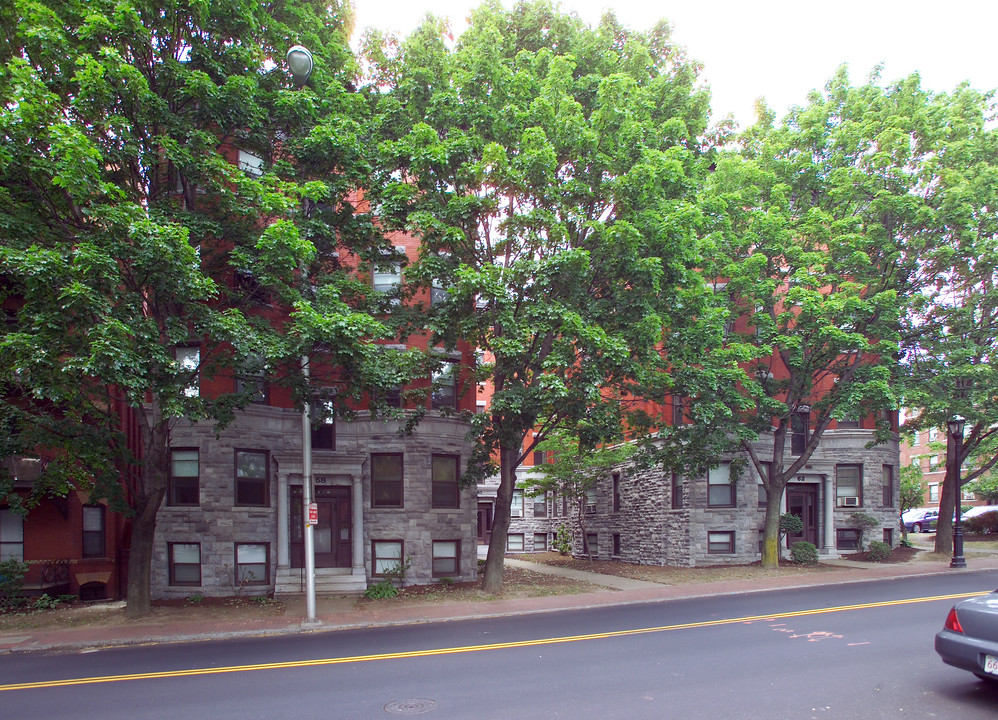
[0,591,984,693]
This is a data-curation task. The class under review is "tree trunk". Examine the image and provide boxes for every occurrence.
[124,414,169,617]
[935,436,956,555]
[760,477,785,568]
[481,446,519,594]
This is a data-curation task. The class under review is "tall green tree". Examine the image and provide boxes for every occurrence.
[703,69,924,567]
[365,1,730,591]
[0,0,395,615]
[902,83,998,553]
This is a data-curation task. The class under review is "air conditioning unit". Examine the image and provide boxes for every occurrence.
[841,496,860,507]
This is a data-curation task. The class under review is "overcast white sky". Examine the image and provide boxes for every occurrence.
[352,0,998,128]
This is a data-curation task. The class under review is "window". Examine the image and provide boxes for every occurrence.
[912,430,920,445]
[791,409,810,455]
[234,354,267,403]
[585,486,597,513]
[928,427,938,443]
[961,487,976,501]
[758,462,772,508]
[169,543,201,585]
[432,540,459,577]
[929,484,939,503]
[372,453,404,508]
[82,505,105,558]
[235,543,268,585]
[311,402,335,450]
[707,463,734,507]
[372,262,401,294]
[372,540,403,575]
[928,455,940,471]
[612,472,621,512]
[431,362,457,410]
[835,464,862,507]
[533,447,547,466]
[169,449,199,506]
[235,450,269,506]
[431,455,459,509]
[507,533,524,552]
[671,473,684,509]
[613,533,621,556]
[430,278,448,306]
[911,456,921,469]
[533,492,547,518]
[0,508,24,562]
[175,346,200,397]
[708,531,735,554]
[585,533,598,555]
[510,489,524,518]
[237,149,264,176]
[533,533,547,551]
[672,394,685,426]
[881,465,894,507]
[882,528,893,546]
[836,529,860,551]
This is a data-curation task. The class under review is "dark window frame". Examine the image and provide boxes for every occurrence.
[671,473,684,509]
[0,507,24,562]
[836,464,863,508]
[234,449,270,507]
[707,463,735,508]
[82,504,106,558]
[169,447,200,506]
[836,528,860,551]
[533,533,547,551]
[371,453,404,509]
[707,530,736,554]
[372,539,404,576]
[533,491,547,518]
[881,465,894,507]
[168,542,201,586]
[612,533,621,556]
[431,361,458,410]
[507,533,525,552]
[612,472,621,513]
[585,533,598,555]
[511,489,523,518]
[235,542,269,585]
[431,454,460,509]
[431,539,460,577]
[791,409,810,455]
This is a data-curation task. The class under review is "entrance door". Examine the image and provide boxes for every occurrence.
[291,486,351,569]
[786,484,819,548]
[477,502,493,545]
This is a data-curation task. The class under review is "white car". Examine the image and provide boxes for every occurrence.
[962,505,998,522]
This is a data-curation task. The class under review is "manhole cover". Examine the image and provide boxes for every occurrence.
[384,699,437,715]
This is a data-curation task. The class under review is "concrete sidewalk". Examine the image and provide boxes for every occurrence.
[3,551,998,655]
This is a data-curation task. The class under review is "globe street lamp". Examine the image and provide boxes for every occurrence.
[949,415,966,569]
[288,43,318,625]
[287,45,314,87]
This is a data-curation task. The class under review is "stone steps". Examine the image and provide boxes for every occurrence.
[274,568,367,596]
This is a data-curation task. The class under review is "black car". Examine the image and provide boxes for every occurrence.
[935,589,998,683]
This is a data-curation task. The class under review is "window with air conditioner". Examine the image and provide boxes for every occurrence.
[835,464,862,507]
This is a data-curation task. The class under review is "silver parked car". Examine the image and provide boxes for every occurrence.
[935,589,998,683]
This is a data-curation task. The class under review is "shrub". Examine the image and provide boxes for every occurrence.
[780,513,804,539]
[553,524,572,555]
[364,579,399,599]
[848,512,879,550]
[31,593,62,611]
[0,559,29,607]
[964,511,998,535]
[866,541,891,562]
[790,541,819,565]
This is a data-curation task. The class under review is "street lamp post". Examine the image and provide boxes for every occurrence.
[949,415,966,569]
[287,43,318,624]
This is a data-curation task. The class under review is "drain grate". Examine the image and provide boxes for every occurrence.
[384,699,437,715]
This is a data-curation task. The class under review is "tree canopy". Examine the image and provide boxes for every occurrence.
[364,0,738,590]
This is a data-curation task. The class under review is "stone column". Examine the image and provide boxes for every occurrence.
[823,473,835,553]
[277,472,290,568]
[352,473,365,575]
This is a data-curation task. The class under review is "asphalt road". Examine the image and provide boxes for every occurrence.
[2,572,997,720]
